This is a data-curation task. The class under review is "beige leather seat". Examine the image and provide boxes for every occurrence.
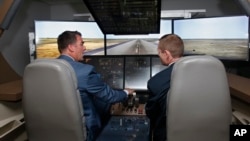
[167,55,231,141]
[23,59,86,141]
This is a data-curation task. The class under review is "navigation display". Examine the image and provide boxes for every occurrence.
[82,56,170,91]
[151,56,167,77]
[83,56,124,89]
[124,56,151,90]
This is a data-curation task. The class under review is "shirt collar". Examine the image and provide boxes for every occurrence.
[169,62,175,66]
[61,54,75,61]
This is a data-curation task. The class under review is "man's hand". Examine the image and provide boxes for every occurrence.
[124,88,135,95]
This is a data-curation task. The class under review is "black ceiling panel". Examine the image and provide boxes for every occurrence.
[83,0,161,35]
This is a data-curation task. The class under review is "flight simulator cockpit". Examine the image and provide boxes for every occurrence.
[82,56,159,140]
[32,14,250,141]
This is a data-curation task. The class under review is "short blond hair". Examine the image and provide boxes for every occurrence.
[158,34,184,58]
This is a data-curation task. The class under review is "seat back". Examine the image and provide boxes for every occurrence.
[23,59,86,141]
[167,55,231,141]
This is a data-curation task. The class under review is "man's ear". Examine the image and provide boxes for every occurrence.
[164,50,173,60]
[68,44,75,52]
[164,50,170,56]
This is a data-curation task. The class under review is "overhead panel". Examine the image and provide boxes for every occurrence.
[82,0,161,35]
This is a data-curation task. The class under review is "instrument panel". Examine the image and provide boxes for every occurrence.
[96,116,150,141]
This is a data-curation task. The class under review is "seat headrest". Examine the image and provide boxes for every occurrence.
[167,55,231,141]
[23,59,86,141]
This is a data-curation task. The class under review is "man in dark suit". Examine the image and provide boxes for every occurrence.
[57,31,134,141]
[145,34,184,141]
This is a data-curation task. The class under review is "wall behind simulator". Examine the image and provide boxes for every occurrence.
[174,15,249,61]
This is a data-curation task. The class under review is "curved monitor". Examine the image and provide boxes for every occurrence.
[106,19,172,55]
[35,20,104,59]
[174,15,249,60]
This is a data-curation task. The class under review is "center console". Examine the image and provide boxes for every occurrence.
[97,92,151,141]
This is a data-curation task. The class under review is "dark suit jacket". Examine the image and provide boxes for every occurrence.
[145,63,174,141]
[58,55,127,139]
